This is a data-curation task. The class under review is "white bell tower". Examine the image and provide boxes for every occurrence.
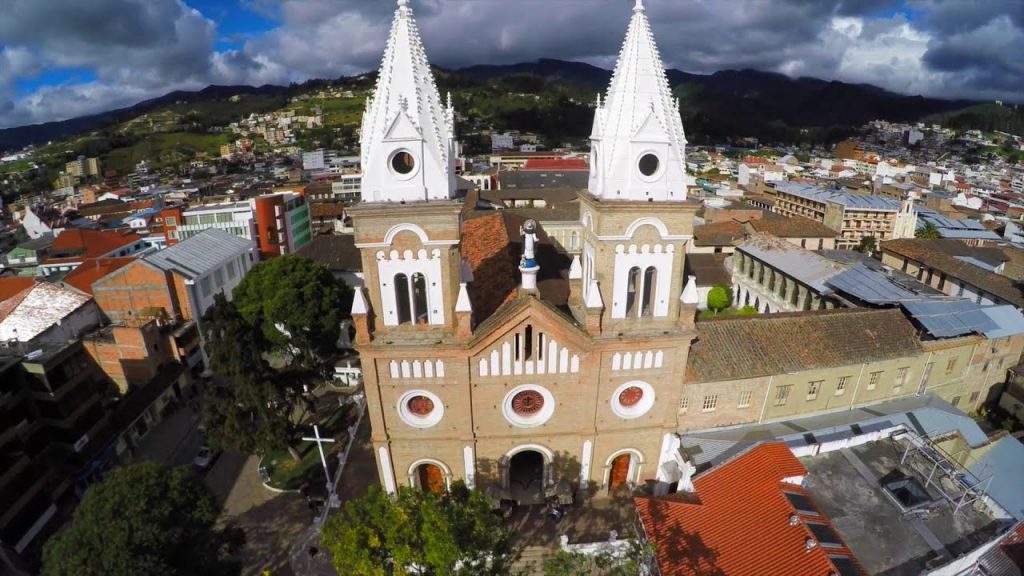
[360,0,457,203]
[588,0,693,202]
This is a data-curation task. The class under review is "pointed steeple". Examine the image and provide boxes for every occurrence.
[360,0,457,203]
[588,0,692,202]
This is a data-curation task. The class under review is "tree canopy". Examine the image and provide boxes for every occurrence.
[706,284,732,314]
[201,293,292,456]
[42,463,241,576]
[231,255,353,368]
[320,483,513,576]
[854,235,878,255]
[916,222,941,240]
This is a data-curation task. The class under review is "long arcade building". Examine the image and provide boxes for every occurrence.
[349,0,1024,498]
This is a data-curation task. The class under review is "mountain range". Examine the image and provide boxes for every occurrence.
[0,59,989,151]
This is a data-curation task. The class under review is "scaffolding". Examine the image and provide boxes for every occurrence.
[892,429,995,517]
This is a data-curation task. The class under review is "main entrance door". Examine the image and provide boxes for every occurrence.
[608,453,632,493]
[416,463,445,493]
[508,450,545,505]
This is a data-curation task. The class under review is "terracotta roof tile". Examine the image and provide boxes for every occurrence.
[462,212,519,324]
[44,229,142,264]
[751,214,839,238]
[687,308,923,382]
[636,443,865,576]
[882,239,1024,307]
[0,277,35,302]
[63,257,137,295]
[693,221,745,247]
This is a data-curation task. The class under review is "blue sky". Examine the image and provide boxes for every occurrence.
[0,0,1022,130]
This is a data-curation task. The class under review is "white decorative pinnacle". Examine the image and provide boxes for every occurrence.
[569,255,583,279]
[586,280,604,309]
[681,275,699,305]
[455,283,473,313]
[634,0,645,12]
[352,287,369,315]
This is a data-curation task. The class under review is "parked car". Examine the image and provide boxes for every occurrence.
[193,445,218,470]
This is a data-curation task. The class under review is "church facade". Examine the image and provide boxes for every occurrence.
[350,0,699,497]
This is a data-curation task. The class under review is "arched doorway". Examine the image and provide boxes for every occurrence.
[410,461,447,493]
[608,453,632,494]
[508,450,546,505]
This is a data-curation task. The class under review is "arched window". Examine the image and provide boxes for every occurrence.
[625,267,641,316]
[395,273,411,324]
[412,273,428,325]
[641,267,657,317]
[570,231,580,251]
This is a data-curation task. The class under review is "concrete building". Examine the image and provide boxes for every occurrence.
[770,181,916,249]
[690,214,838,254]
[171,192,311,259]
[303,149,326,171]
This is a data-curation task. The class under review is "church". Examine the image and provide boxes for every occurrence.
[349,0,698,498]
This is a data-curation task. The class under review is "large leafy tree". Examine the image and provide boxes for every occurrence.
[231,256,353,369]
[42,463,242,576]
[201,293,293,456]
[321,483,513,576]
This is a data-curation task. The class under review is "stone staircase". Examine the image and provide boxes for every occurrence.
[511,545,556,575]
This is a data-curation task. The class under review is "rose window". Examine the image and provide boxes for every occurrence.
[511,390,545,416]
[618,386,644,407]
[407,395,435,416]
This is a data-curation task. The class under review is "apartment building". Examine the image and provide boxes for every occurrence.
[168,192,311,259]
[770,181,915,249]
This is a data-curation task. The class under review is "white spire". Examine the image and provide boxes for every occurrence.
[587,0,692,202]
[586,280,604,309]
[569,255,583,280]
[360,0,457,203]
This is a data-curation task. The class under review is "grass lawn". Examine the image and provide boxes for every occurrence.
[262,402,355,491]
[101,132,230,173]
[0,160,35,174]
[698,306,757,320]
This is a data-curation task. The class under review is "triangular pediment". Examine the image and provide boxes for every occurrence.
[383,111,422,142]
[632,108,669,143]
[469,298,590,379]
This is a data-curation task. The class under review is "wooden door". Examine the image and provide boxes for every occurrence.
[609,454,631,492]
[419,464,445,493]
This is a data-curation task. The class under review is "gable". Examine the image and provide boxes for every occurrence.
[632,108,670,143]
[383,110,423,142]
[469,298,588,379]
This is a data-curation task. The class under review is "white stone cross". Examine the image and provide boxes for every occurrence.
[302,425,336,493]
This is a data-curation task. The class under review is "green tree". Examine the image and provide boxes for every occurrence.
[232,256,353,369]
[42,463,242,576]
[854,235,878,255]
[737,305,758,316]
[706,284,732,315]
[321,483,513,576]
[916,222,941,240]
[543,542,654,576]
[201,293,293,457]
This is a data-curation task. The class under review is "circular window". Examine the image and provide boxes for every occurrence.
[618,386,644,407]
[611,381,656,419]
[391,150,416,175]
[503,385,555,428]
[638,153,660,178]
[397,390,444,428]
[512,390,545,416]
[406,395,435,416]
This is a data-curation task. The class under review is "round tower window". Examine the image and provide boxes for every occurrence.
[502,385,555,428]
[406,395,435,416]
[391,150,416,175]
[638,153,660,177]
[618,386,644,407]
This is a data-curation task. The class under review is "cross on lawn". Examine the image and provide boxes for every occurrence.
[302,425,336,501]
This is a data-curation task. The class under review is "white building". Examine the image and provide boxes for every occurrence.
[491,133,515,151]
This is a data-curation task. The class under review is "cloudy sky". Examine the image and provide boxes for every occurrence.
[0,0,1022,129]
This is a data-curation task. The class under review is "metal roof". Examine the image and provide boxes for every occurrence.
[145,228,254,279]
[739,235,843,293]
[955,255,1001,272]
[966,437,1024,520]
[902,300,1001,338]
[773,181,902,211]
[826,263,924,304]
[978,305,1024,339]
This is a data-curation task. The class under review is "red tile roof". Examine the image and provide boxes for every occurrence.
[636,443,865,576]
[0,277,34,302]
[461,212,519,324]
[63,257,137,295]
[521,158,589,171]
[43,229,142,264]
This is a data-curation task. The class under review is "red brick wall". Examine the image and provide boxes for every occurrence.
[92,261,179,322]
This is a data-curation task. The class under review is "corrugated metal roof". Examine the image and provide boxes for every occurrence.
[774,181,902,211]
[979,305,1024,339]
[145,228,254,279]
[739,234,843,293]
[967,437,1024,520]
[827,263,923,304]
[902,300,1000,338]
